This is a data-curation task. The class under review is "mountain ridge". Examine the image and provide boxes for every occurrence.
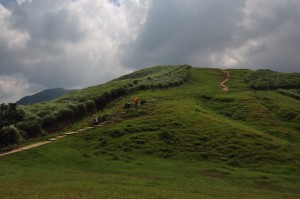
[16,88,76,105]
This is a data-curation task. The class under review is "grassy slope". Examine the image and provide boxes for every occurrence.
[0,67,299,199]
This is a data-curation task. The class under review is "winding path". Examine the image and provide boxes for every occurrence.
[220,69,230,92]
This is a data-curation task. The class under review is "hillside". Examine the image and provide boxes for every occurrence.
[16,88,75,105]
[0,66,299,198]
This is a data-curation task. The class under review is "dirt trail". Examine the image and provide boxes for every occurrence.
[220,69,230,92]
[0,113,122,157]
[0,126,96,157]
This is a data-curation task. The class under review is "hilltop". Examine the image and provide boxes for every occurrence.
[16,88,75,105]
[0,65,299,198]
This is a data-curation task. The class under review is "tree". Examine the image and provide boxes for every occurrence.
[0,103,24,134]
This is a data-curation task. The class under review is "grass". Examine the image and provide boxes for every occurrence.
[0,67,299,198]
[0,138,299,199]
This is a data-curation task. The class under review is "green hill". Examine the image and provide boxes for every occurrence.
[0,66,299,198]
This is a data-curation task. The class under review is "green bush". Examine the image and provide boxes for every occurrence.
[75,103,87,117]
[0,126,23,147]
[56,108,74,123]
[42,114,58,128]
[85,100,96,113]
[17,120,42,138]
[245,70,300,90]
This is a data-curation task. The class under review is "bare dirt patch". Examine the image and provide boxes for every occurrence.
[220,69,230,92]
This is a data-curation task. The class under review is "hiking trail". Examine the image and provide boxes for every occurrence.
[0,103,150,157]
[220,69,230,92]
[0,121,113,157]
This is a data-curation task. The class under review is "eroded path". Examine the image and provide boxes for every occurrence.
[0,126,98,157]
[220,69,230,92]
[0,112,126,157]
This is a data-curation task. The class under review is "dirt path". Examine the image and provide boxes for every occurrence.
[0,126,96,157]
[220,69,230,92]
[0,114,119,157]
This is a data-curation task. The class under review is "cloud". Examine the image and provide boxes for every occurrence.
[0,74,40,103]
[121,0,300,71]
[0,0,150,103]
[0,0,300,103]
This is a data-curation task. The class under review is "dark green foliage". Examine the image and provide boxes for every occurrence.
[277,89,300,100]
[0,103,25,134]
[276,109,298,121]
[245,69,300,90]
[76,103,87,117]
[108,128,125,138]
[159,129,175,144]
[17,120,42,138]
[56,108,74,123]
[42,114,58,129]
[0,126,22,147]
[85,100,96,113]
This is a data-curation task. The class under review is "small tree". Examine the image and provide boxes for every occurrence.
[0,103,24,135]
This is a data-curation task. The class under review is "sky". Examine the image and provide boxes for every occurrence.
[0,0,300,103]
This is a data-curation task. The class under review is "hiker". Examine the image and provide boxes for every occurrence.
[93,117,99,125]
[124,100,131,112]
[134,97,139,109]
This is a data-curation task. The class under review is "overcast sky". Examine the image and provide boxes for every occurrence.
[0,0,300,103]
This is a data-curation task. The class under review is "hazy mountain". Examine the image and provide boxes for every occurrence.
[16,88,75,105]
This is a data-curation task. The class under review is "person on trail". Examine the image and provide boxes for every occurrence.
[134,97,139,109]
[124,100,131,112]
[93,117,99,125]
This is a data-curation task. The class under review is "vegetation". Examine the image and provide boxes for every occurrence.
[0,103,25,147]
[1,65,191,149]
[0,67,299,198]
[244,69,300,90]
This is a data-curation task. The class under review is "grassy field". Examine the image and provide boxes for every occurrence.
[0,67,299,198]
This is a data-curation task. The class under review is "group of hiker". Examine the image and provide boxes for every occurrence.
[93,97,145,125]
[124,97,145,112]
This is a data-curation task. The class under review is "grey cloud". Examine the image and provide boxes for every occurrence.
[0,0,148,103]
[121,0,300,72]
[121,0,245,68]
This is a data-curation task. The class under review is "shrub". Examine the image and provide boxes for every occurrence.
[17,120,42,138]
[75,103,87,117]
[85,100,96,113]
[42,114,58,128]
[56,108,74,123]
[0,126,23,147]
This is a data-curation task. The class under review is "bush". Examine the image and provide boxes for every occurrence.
[56,108,74,123]
[0,126,23,147]
[42,114,58,128]
[85,100,96,113]
[75,103,87,117]
[17,120,42,138]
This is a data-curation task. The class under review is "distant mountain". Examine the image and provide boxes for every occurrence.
[16,88,75,105]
